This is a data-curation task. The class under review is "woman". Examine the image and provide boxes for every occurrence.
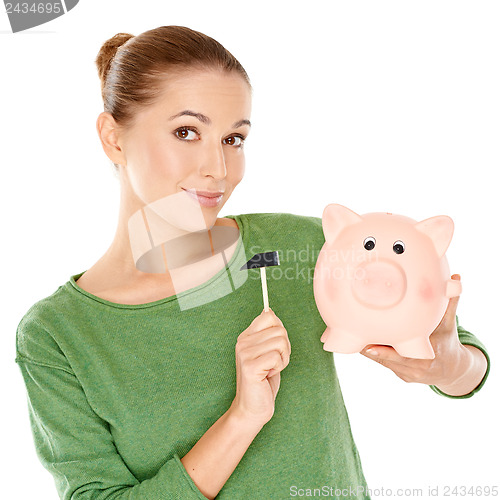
[15,26,490,500]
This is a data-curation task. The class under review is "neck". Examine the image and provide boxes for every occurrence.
[100,173,221,283]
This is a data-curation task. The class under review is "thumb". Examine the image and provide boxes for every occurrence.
[441,274,461,330]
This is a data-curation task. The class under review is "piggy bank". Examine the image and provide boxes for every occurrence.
[313,204,462,359]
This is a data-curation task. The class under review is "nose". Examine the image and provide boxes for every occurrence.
[200,141,227,179]
[351,260,407,308]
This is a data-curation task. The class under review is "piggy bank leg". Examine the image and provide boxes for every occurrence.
[393,337,435,360]
[320,328,329,343]
[321,327,367,354]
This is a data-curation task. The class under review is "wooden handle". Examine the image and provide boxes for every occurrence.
[260,267,269,312]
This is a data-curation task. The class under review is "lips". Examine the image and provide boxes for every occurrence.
[182,188,224,198]
[182,188,224,208]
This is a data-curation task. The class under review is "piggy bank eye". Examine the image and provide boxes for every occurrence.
[363,236,376,250]
[393,240,405,254]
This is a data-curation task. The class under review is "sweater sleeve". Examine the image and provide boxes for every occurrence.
[428,315,490,399]
[15,317,208,500]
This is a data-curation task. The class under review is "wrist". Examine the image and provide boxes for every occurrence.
[226,404,268,432]
[434,344,483,396]
[441,343,473,388]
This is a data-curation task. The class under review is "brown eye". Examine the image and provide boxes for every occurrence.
[174,127,198,140]
[223,135,245,147]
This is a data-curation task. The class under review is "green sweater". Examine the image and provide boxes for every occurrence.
[15,212,490,500]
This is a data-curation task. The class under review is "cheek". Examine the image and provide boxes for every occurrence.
[143,140,194,179]
[127,147,185,203]
[227,154,245,184]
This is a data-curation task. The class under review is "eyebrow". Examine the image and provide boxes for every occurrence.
[168,109,251,128]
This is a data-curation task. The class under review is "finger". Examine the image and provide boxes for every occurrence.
[360,344,417,368]
[263,307,284,326]
[250,326,288,347]
[247,336,290,365]
[246,308,283,333]
[438,274,461,330]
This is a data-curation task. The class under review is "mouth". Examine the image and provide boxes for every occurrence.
[182,188,224,207]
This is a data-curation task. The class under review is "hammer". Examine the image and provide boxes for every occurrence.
[240,251,280,312]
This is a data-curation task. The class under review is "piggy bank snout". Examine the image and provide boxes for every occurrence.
[351,260,407,308]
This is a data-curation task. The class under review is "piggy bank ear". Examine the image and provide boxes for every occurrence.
[414,215,454,258]
[322,204,363,243]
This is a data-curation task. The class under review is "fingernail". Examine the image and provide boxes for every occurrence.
[365,348,379,356]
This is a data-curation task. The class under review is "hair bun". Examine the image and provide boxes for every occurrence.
[95,33,135,86]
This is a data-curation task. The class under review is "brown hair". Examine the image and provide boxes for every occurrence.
[95,25,252,133]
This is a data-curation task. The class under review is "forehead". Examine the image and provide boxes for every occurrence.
[150,69,251,114]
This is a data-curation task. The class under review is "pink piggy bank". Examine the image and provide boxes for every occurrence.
[313,204,462,359]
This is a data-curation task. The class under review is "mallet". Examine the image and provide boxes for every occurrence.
[240,251,280,312]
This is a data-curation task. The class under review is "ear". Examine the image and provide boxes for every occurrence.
[96,111,127,167]
[414,215,454,258]
[322,204,363,243]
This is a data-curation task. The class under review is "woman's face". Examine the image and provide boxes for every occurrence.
[115,68,252,227]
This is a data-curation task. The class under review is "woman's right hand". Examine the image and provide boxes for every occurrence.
[229,307,291,426]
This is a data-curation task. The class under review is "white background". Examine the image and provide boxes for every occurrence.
[1,1,498,499]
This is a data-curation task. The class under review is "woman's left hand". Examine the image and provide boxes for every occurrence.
[360,274,471,387]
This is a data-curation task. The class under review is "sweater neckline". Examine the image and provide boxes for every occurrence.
[67,215,246,309]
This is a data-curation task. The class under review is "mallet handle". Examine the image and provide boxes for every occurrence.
[260,267,269,312]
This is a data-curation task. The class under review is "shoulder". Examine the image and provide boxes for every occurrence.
[15,286,73,369]
[235,212,325,267]
[237,212,324,242]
